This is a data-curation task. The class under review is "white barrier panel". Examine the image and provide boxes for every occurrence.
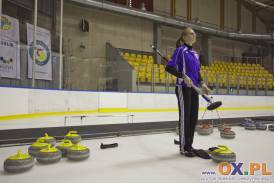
[28,89,69,113]
[99,92,127,109]
[68,91,99,111]
[127,93,178,109]
[0,87,29,116]
[0,87,273,130]
[127,93,157,109]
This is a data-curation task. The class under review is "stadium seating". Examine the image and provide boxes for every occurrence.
[122,52,273,89]
[201,61,273,89]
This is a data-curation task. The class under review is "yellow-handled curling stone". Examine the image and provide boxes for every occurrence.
[67,142,90,161]
[28,139,49,157]
[56,140,73,157]
[64,131,82,144]
[4,150,35,173]
[37,133,56,146]
[210,145,236,163]
[36,144,62,164]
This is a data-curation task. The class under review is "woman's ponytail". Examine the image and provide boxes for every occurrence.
[176,37,182,48]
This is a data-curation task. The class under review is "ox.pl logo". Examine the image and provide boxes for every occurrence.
[218,162,272,176]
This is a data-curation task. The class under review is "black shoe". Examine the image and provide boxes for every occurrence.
[181,150,196,157]
[192,149,211,159]
[174,139,180,145]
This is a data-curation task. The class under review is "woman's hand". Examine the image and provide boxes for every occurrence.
[201,83,211,95]
[183,76,192,87]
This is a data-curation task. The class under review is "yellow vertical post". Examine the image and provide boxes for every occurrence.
[170,0,176,17]
[252,12,256,33]
[187,0,191,20]
[220,0,225,30]
[237,0,241,31]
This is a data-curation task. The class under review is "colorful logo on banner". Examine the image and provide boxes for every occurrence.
[217,162,272,176]
[0,41,14,65]
[28,40,50,66]
[0,16,12,30]
[0,57,13,64]
[201,162,273,182]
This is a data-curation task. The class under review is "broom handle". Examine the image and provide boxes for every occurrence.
[192,83,212,103]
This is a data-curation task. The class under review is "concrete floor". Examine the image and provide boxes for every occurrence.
[0,126,273,183]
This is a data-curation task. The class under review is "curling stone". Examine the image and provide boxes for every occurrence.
[198,123,214,133]
[220,127,236,139]
[244,123,256,130]
[67,143,90,161]
[255,121,267,130]
[4,150,35,173]
[268,125,274,131]
[64,131,82,144]
[195,123,205,132]
[242,119,256,130]
[218,123,230,132]
[28,139,49,157]
[197,124,213,135]
[56,140,73,157]
[38,133,56,146]
[211,145,236,163]
[36,144,62,164]
[242,118,253,126]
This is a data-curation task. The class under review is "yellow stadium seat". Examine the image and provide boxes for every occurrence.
[160,78,166,84]
[147,60,153,64]
[123,52,130,57]
[142,55,148,59]
[129,56,136,62]
[140,77,146,83]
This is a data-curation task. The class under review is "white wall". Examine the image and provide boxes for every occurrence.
[0,87,273,130]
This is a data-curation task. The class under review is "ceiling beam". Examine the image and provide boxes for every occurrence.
[265,0,274,5]
[240,0,271,29]
[244,0,274,10]
[254,1,274,12]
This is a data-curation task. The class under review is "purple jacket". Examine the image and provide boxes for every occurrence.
[166,44,201,87]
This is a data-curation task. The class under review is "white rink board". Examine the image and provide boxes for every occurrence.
[0,87,273,129]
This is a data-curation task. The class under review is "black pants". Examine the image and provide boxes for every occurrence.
[175,86,199,153]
